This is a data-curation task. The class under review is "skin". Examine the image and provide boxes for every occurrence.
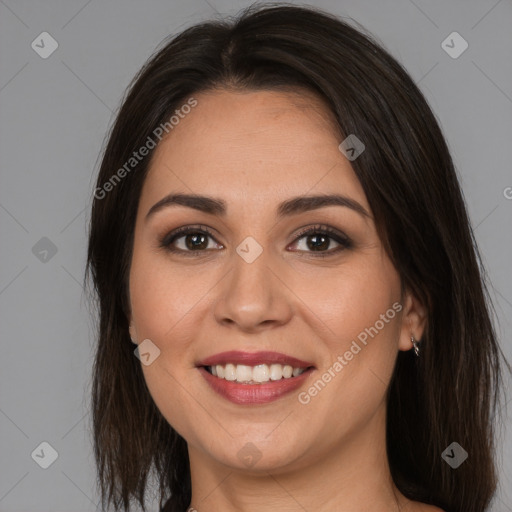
[128,89,442,512]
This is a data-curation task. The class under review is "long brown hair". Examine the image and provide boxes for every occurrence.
[85,4,509,511]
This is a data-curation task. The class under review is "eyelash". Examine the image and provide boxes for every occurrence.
[159,224,353,258]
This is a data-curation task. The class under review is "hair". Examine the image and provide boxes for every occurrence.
[85,3,509,512]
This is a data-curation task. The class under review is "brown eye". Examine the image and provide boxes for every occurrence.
[180,232,209,250]
[160,225,223,256]
[289,225,353,257]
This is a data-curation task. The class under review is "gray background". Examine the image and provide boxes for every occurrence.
[1,0,511,510]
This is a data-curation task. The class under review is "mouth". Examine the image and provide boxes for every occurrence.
[197,351,315,404]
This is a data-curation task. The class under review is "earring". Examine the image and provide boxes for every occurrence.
[411,335,420,357]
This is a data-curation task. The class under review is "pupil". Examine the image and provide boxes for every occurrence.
[308,235,328,251]
[186,233,207,250]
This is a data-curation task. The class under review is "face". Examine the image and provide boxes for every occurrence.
[128,89,425,474]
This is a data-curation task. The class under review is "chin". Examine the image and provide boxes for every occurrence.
[205,434,309,474]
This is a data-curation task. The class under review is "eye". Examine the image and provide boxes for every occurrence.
[288,224,353,257]
[159,225,223,256]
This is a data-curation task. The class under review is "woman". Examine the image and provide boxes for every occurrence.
[86,4,508,512]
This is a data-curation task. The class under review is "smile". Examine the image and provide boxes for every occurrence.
[197,351,315,404]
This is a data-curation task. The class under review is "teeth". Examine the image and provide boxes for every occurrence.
[253,364,270,383]
[225,363,236,381]
[209,363,306,383]
[282,365,293,378]
[236,364,253,382]
[269,364,282,381]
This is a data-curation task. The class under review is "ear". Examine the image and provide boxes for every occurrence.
[398,289,427,352]
[128,319,137,344]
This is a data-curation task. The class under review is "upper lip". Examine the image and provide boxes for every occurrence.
[197,351,315,369]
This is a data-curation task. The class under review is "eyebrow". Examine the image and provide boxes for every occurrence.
[145,192,371,221]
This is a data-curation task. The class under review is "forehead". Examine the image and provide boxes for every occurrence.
[140,89,368,215]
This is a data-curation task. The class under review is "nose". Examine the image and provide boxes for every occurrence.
[213,244,293,333]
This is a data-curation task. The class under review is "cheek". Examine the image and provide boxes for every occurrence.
[129,249,208,347]
[294,257,401,410]
[129,251,210,437]
[289,254,401,347]
[301,311,400,444]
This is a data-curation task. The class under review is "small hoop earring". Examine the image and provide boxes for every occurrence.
[411,335,420,357]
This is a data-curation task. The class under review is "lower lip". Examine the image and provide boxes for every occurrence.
[198,367,313,405]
